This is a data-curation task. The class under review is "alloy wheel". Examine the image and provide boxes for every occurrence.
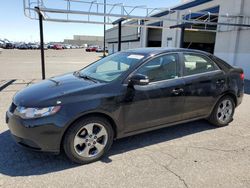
[217,99,233,124]
[73,123,108,158]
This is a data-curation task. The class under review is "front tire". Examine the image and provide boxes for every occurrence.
[63,116,114,164]
[209,96,235,127]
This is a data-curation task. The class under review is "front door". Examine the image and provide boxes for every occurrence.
[122,53,186,133]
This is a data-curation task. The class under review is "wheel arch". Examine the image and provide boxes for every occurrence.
[219,92,237,106]
[208,91,237,126]
[210,91,237,116]
[60,111,118,152]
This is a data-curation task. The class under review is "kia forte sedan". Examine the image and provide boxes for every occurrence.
[6,48,244,164]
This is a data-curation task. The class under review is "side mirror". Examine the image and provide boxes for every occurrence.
[129,74,149,86]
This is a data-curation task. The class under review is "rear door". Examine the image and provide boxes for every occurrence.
[180,52,226,119]
[122,53,186,133]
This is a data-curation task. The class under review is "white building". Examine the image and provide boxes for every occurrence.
[106,0,250,80]
[64,35,103,46]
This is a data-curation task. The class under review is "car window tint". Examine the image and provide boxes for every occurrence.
[137,54,178,82]
[183,54,218,76]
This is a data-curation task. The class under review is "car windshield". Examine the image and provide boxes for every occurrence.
[78,52,145,82]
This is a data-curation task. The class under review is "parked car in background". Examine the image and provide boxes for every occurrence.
[29,43,40,49]
[43,44,48,50]
[6,48,244,164]
[96,47,103,52]
[0,40,5,48]
[17,43,29,50]
[86,46,98,52]
[4,42,15,49]
[82,44,88,48]
[0,39,12,48]
[71,45,79,49]
[96,47,108,53]
[64,44,72,49]
[47,44,54,49]
[53,44,63,50]
[25,43,32,49]
[80,44,87,48]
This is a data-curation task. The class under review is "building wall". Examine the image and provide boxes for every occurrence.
[214,0,250,79]
[161,0,219,48]
[106,20,141,53]
[159,0,250,79]
[73,35,103,42]
[63,39,103,46]
[105,20,140,43]
[64,35,103,46]
[108,41,141,54]
[105,0,250,79]
[161,11,182,48]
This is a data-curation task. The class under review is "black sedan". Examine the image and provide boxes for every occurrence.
[6,48,244,164]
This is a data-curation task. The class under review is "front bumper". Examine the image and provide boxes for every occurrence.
[6,111,65,153]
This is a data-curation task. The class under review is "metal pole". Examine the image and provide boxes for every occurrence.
[180,26,185,48]
[118,21,122,51]
[103,0,106,57]
[35,7,46,80]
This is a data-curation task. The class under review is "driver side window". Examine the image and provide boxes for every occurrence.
[137,54,178,82]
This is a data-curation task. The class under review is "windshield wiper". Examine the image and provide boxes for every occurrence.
[79,74,98,83]
[48,78,60,85]
[74,71,99,83]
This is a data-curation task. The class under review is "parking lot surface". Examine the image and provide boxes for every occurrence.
[0,49,250,188]
[0,49,100,80]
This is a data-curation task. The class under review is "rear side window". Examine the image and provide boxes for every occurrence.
[183,53,219,76]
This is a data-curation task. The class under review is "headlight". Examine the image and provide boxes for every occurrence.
[15,106,61,119]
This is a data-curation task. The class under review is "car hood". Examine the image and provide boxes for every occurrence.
[13,73,103,107]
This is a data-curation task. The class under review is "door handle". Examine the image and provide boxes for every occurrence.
[171,88,184,95]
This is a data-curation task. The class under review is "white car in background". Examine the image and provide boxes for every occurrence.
[64,44,72,49]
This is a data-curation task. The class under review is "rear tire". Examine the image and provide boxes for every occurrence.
[63,116,114,164]
[209,96,235,127]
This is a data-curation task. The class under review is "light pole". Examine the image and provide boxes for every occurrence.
[103,0,106,57]
[35,7,46,80]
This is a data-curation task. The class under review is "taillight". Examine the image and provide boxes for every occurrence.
[240,73,244,80]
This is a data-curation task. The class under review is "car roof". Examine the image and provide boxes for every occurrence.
[123,47,211,56]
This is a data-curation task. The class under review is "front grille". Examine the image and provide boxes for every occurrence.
[9,103,17,113]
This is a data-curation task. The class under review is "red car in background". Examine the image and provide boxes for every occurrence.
[85,46,98,52]
[53,44,63,50]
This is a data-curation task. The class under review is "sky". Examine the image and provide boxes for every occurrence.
[0,0,181,42]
